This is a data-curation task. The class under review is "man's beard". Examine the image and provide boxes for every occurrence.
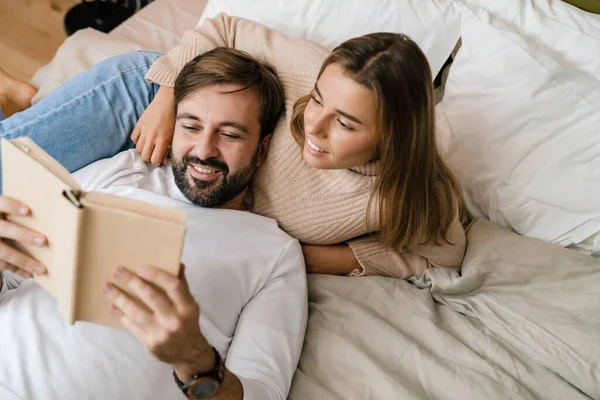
[171,148,259,207]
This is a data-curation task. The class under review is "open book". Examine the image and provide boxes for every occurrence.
[1,138,186,329]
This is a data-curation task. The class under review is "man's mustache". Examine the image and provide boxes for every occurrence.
[183,155,229,174]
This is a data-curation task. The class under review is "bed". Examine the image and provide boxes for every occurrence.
[26,0,600,399]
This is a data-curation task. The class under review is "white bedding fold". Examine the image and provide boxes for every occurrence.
[414,219,600,399]
[291,253,592,399]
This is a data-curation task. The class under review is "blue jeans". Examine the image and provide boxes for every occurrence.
[0,51,162,193]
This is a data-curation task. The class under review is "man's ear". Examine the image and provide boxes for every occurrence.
[256,134,272,167]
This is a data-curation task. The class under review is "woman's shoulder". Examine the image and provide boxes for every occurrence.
[251,150,377,244]
[209,13,329,78]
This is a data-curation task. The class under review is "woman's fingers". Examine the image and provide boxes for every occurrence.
[151,142,168,167]
[135,134,146,156]
[141,141,155,163]
[131,127,141,144]
[135,128,157,163]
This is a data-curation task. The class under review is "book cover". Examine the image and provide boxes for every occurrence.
[1,138,186,329]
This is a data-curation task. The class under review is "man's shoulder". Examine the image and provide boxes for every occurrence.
[239,212,300,255]
[72,149,143,192]
[183,209,304,284]
[186,208,301,267]
[191,208,295,246]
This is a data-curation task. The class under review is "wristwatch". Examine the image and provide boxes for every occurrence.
[173,347,225,399]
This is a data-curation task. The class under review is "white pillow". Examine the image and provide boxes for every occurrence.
[438,2,600,248]
[454,0,600,79]
[197,0,461,77]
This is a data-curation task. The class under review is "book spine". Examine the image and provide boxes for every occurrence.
[53,193,85,325]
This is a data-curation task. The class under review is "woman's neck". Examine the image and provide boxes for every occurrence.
[349,159,379,176]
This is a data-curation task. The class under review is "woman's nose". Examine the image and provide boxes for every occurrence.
[307,113,328,139]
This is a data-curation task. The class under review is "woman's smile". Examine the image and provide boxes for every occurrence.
[306,137,329,154]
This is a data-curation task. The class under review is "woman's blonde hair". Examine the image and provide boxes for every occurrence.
[291,33,462,250]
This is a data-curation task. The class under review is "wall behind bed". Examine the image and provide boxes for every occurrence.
[563,0,600,14]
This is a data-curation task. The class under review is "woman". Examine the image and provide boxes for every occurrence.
[0,14,465,278]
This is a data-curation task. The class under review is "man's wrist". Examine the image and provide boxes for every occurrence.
[172,340,216,382]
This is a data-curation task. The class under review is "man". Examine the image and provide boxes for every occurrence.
[0,48,307,400]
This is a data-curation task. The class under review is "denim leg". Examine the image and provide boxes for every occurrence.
[0,50,162,191]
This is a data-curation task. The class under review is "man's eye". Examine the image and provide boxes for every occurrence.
[183,125,198,131]
[221,133,240,140]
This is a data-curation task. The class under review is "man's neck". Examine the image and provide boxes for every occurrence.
[214,190,248,211]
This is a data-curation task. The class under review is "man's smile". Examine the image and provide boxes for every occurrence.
[188,164,223,182]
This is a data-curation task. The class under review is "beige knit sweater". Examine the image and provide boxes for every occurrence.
[145,14,466,279]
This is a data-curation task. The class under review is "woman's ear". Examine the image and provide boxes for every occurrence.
[257,134,272,167]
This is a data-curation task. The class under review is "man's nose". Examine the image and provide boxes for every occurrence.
[193,131,220,160]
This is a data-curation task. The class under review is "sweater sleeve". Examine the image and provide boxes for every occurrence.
[347,206,466,279]
[145,12,328,87]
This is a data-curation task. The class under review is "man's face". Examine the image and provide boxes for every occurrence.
[170,83,267,209]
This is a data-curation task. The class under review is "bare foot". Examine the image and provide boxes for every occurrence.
[0,67,38,118]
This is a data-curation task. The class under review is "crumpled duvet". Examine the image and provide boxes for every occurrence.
[291,220,599,399]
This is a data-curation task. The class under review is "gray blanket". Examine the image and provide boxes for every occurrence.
[290,220,599,399]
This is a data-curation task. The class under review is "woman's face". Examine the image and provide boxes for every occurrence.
[302,63,379,169]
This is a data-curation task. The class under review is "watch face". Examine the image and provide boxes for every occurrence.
[190,378,218,399]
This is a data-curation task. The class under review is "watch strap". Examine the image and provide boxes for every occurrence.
[173,347,225,399]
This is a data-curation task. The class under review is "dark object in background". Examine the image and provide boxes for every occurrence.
[434,54,453,89]
[64,0,153,36]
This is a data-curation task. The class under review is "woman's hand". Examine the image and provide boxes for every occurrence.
[301,244,362,275]
[0,196,47,278]
[131,85,176,166]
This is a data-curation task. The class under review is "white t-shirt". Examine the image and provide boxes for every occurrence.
[0,150,308,400]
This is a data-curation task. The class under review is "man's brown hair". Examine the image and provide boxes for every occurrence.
[174,47,285,140]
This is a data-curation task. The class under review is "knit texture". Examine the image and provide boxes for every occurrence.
[145,14,466,278]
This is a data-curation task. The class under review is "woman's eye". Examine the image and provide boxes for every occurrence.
[337,120,352,130]
[311,95,322,106]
